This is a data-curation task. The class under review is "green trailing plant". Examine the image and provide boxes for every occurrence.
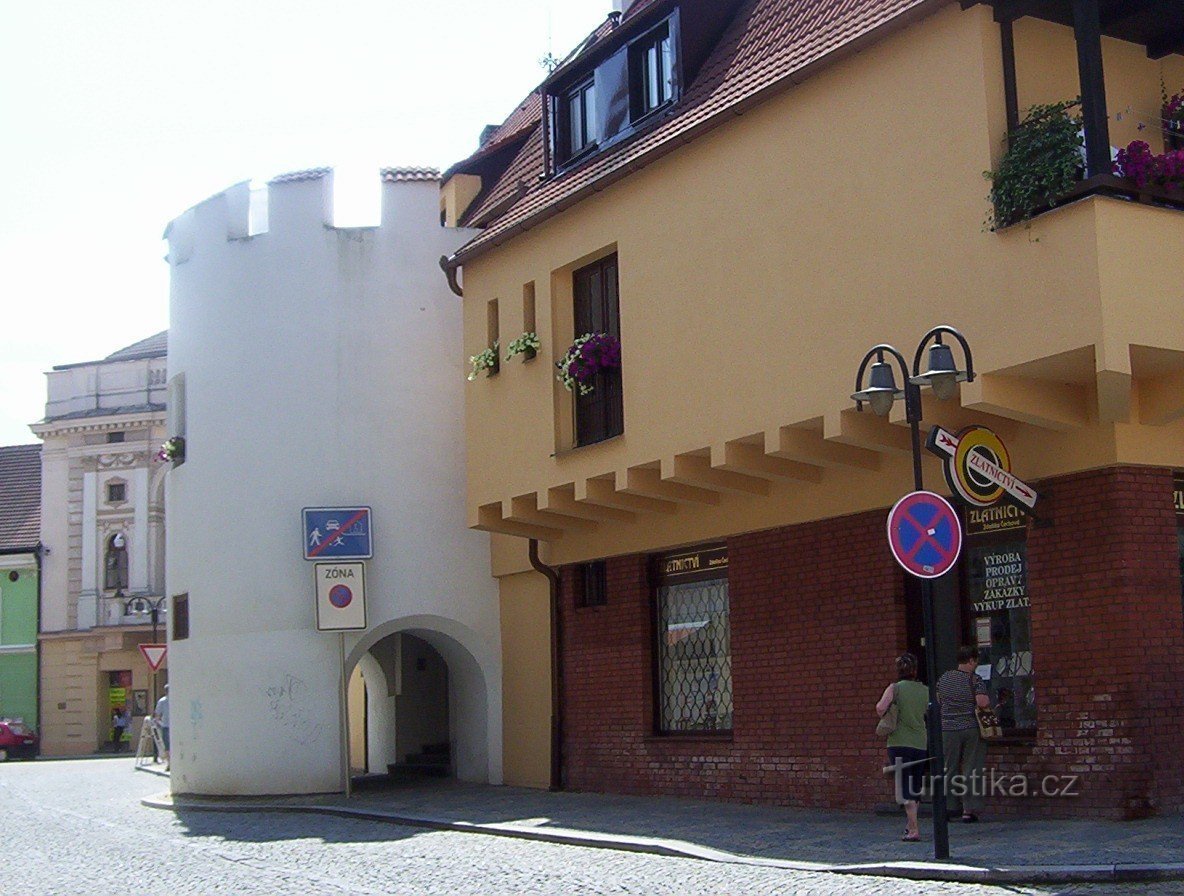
[156,437,185,464]
[467,342,499,380]
[505,332,541,361]
[984,99,1083,230]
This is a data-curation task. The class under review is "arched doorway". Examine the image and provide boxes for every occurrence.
[345,616,496,785]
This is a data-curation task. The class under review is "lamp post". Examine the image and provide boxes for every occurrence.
[125,595,167,707]
[852,325,974,861]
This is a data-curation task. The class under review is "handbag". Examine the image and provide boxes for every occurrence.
[876,682,899,737]
[976,705,1003,739]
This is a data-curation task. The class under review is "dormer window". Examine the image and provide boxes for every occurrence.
[550,10,681,173]
[561,77,597,163]
[630,22,674,119]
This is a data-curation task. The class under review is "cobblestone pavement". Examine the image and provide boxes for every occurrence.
[1,759,1181,895]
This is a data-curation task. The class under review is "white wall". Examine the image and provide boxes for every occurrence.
[165,172,500,796]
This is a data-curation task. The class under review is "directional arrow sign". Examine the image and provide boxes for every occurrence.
[927,425,1038,511]
[139,643,167,672]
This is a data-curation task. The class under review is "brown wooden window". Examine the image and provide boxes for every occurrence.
[630,21,675,120]
[573,254,623,446]
[172,593,189,641]
[559,76,596,164]
[576,561,607,608]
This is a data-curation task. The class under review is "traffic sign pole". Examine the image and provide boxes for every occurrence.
[904,383,950,861]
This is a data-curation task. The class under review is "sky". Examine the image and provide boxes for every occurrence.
[0,0,613,447]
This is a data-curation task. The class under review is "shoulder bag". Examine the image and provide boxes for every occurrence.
[876,682,899,737]
[971,674,1002,738]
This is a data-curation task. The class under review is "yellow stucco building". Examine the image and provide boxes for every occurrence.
[444,0,1184,818]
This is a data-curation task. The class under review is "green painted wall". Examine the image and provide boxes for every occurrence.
[0,653,37,725]
[0,564,38,727]
[1,568,38,646]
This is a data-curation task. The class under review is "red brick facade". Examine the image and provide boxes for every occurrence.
[557,466,1184,819]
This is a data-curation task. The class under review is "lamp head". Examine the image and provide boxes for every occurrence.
[911,341,965,401]
[852,360,901,417]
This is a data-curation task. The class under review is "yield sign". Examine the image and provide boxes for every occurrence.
[139,643,167,672]
[887,491,963,579]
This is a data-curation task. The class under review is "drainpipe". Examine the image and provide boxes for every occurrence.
[528,538,563,791]
[34,543,43,754]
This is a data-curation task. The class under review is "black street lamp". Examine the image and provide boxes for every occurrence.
[852,325,974,861]
[125,595,167,707]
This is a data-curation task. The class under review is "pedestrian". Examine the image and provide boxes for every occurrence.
[876,652,928,841]
[111,706,130,752]
[153,685,170,770]
[937,645,992,822]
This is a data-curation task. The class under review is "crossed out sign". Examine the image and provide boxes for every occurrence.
[886,491,963,579]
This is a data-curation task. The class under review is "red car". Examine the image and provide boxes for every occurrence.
[0,719,37,761]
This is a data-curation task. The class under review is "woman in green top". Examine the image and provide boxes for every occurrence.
[876,653,929,842]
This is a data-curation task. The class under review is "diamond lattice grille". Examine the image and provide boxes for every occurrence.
[656,578,732,732]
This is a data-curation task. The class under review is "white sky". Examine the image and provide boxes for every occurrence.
[0,0,612,446]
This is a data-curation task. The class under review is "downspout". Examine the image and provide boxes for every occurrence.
[528,538,563,791]
[34,543,43,753]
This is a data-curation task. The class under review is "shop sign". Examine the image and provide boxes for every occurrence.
[965,503,1028,536]
[1174,473,1184,522]
[971,547,1029,613]
[656,544,728,583]
[927,425,1037,511]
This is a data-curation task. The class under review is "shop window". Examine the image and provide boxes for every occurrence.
[104,533,129,594]
[963,522,1035,734]
[630,21,675,120]
[1175,473,1184,615]
[576,561,607,608]
[653,545,732,733]
[572,254,623,446]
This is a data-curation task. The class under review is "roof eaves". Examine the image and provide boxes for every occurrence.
[446,0,952,272]
[442,121,538,181]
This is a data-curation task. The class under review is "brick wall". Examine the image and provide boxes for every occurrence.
[558,466,1184,819]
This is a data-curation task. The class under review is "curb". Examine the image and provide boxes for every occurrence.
[141,794,1184,885]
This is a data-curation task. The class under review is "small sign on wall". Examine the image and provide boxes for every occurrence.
[314,562,367,631]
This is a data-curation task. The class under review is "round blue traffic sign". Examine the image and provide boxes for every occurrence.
[887,491,962,578]
[328,584,353,608]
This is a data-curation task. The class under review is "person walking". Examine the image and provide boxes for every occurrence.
[876,652,929,841]
[153,686,170,770]
[937,645,992,822]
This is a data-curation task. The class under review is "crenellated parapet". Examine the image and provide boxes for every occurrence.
[164,166,449,266]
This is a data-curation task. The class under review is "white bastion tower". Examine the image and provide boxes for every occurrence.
[163,168,499,795]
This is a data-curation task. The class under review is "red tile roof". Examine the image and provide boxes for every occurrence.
[0,444,41,551]
[446,0,949,267]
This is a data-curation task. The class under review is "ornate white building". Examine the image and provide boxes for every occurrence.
[164,168,499,795]
[32,333,170,755]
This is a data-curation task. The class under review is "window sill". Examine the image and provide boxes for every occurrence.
[553,432,624,458]
[644,732,734,745]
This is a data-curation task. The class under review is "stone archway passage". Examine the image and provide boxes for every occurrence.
[345,616,496,786]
